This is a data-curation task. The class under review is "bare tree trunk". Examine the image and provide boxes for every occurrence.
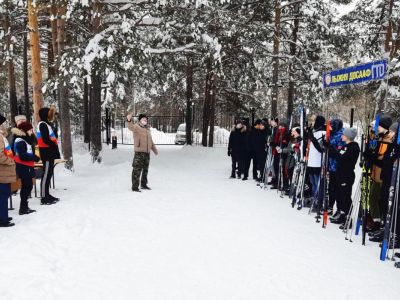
[287,2,300,120]
[28,0,44,124]
[83,78,90,143]
[185,55,193,145]
[271,0,281,118]
[57,3,74,170]
[23,18,31,121]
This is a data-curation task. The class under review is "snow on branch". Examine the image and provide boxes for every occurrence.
[144,43,197,54]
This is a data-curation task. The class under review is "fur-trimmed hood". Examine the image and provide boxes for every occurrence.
[11,127,27,137]
[231,125,247,133]
[39,106,57,123]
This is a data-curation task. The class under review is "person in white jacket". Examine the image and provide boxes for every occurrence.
[307,115,326,208]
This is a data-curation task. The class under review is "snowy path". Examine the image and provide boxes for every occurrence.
[1,145,399,300]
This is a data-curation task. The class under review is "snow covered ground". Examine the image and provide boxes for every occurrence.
[1,144,399,300]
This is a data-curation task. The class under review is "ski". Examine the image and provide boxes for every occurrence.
[380,122,400,261]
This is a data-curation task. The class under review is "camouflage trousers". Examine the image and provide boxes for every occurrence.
[132,152,150,189]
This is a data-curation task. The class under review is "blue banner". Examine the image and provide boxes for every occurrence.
[323,60,388,89]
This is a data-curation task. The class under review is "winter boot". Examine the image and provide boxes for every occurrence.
[330,211,342,222]
[0,221,15,227]
[41,198,56,205]
[132,187,141,192]
[141,185,151,190]
[331,213,346,224]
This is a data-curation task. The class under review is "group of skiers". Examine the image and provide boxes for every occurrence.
[228,114,400,256]
[0,107,61,227]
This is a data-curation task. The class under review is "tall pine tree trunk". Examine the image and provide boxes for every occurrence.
[202,57,212,147]
[89,0,103,162]
[185,55,193,145]
[28,0,44,124]
[271,0,281,118]
[23,18,31,121]
[57,3,74,170]
[287,2,300,120]
[90,72,102,163]
[83,78,90,143]
[5,1,18,124]
[208,77,216,147]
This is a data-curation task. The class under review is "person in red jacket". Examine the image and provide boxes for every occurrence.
[272,121,289,190]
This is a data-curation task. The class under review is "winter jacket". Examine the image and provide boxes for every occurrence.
[0,133,17,184]
[12,128,40,179]
[328,128,346,172]
[330,141,360,183]
[283,137,302,170]
[370,132,392,183]
[308,128,325,168]
[127,121,158,154]
[251,127,268,155]
[37,107,61,161]
[272,127,288,156]
[228,127,245,156]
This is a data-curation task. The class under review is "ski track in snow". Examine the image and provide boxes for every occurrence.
[0,145,399,300]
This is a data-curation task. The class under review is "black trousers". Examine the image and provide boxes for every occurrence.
[231,153,240,176]
[336,177,354,215]
[41,159,54,199]
[328,172,337,210]
[271,154,280,185]
[20,177,33,212]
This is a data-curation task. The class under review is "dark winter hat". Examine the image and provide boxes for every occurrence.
[235,119,243,125]
[379,116,392,130]
[343,127,357,142]
[314,115,326,130]
[17,121,33,133]
[0,114,6,126]
[330,119,343,133]
[138,114,148,122]
[292,127,301,135]
[255,119,262,126]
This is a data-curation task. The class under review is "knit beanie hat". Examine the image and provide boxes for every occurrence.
[15,115,27,124]
[138,114,148,122]
[343,127,357,142]
[0,114,6,126]
[17,121,33,133]
[379,116,392,130]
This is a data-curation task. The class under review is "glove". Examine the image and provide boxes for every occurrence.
[276,146,282,153]
[322,138,330,147]
[34,155,41,163]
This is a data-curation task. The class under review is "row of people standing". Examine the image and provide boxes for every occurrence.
[0,107,61,227]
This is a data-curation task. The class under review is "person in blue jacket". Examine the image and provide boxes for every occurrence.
[12,121,41,215]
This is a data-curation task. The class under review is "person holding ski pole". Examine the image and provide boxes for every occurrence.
[251,119,268,182]
[272,121,288,190]
[328,127,360,225]
[370,121,399,244]
[307,115,326,211]
[367,116,393,232]
[328,119,346,220]
[282,125,302,195]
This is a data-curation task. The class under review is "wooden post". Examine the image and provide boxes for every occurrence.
[28,0,44,124]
